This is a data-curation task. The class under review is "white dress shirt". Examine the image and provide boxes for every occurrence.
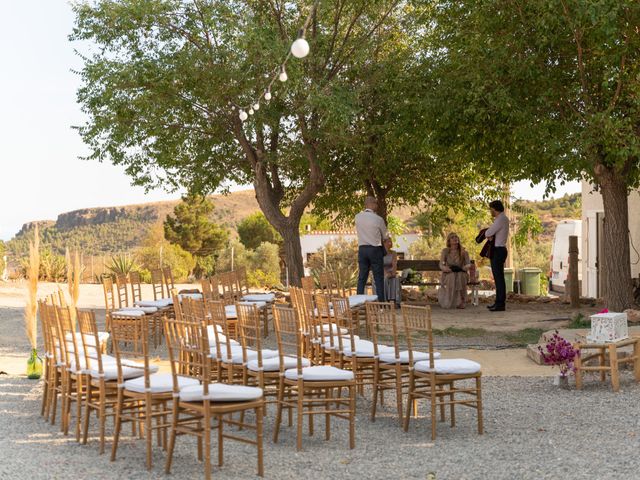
[485,212,509,247]
[355,209,389,247]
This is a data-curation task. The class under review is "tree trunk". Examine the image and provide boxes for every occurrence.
[281,224,305,287]
[596,164,634,311]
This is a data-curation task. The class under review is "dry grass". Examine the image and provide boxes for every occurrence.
[24,225,40,349]
[65,249,81,328]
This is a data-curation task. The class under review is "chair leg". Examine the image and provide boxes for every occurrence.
[50,371,59,426]
[83,382,92,445]
[273,379,284,443]
[146,395,153,470]
[256,405,264,477]
[325,388,331,441]
[165,403,178,474]
[217,414,224,467]
[476,376,484,435]
[370,364,380,422]
[203,407,212,480]
[111,389,123,462]
[348,385,356,449]
[430,381,437,441]
[404,374,414,432]
[296,384,304,451]
[449,386,456,427]
[394,367,404,426]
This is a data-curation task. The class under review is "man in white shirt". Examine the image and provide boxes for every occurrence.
[485,200,510,311]
[355,196,389,300]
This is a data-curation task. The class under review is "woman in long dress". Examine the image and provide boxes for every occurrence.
[383,238,401,306]
[438,232,471,309]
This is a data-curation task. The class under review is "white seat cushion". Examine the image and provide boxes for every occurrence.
[342,340,394,358]
[379,351,441,364]
[123,373,199,394]
[247,356,311,372]
[225,305,238,319]
[179,293,203,301]
[242,294,275,302]
[206,325,239,346]
[88,360,159,380]
[414,358,481,375]
[112,309,146,317]
[134,298,172,308]
[284,365,354,382]
[211,345,278,364]
[179,383,263,402]
[314,323,347,336]
[313,307,335,317]
[348,294,378,308]
[70,354,117,373]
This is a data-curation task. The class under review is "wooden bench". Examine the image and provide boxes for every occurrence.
[396,259,480,306]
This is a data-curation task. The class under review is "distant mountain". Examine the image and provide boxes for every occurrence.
[8,190,260,257]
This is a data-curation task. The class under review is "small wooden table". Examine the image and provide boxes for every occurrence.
[574,337,640,392]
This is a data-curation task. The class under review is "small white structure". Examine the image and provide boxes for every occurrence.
[587,312,628,344]
[300,231,421,275]
[581,181,640,298]
[549,220,582,293]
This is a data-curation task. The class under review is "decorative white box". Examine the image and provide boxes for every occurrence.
[586,312,628,343]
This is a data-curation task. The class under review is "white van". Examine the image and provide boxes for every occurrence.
[550,220,582,293]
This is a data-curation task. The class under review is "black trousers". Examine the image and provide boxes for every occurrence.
[357,245,385,301]
[491,247,508,307]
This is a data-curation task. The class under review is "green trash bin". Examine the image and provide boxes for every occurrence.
[519,267,542,296]
[504,268,514,294]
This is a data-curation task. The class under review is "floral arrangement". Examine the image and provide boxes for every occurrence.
[538,330,580,378]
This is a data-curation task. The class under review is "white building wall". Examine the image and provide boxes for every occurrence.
[581,180,640,297]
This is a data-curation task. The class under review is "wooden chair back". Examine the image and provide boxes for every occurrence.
[237,303,265,367]
[39,300,59,366]
[129,271,143,304]
[236,266,250,295]
[163,267,175,294]
[300,276,315,293]
[115,274,130,309]
[318,271,339,295]
[151,269,165,301]
[205,300,233,362]
[314,293,335,347]
[401,304,435,368]
[102,276,117,312]
[164,299,209,391]
[54,305,83,374]
[365,302,400,358]
[272,304,305,375]
[77,309,110,376]
[201,276,213,301]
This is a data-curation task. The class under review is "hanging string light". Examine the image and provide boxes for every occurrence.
[236,0,320,123]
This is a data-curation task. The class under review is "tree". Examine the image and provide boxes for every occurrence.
[164,194,229,275]
[420,0,640,310]
[72,0,404,285]
[138,222,195,281]
[238,212,281,250]
[314,3,493,225]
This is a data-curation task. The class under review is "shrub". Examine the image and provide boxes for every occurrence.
[105,253,138,276]
[137,243,195,282]
[306,239,359,290]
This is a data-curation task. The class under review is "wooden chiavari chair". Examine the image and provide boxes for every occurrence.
[109,313,187,469]
[76,309,121,454]
[272,304,356,451]
[402,304,483,439]
[300,276,315,293]
[163,304,265,479]
[39,300,64,424]
[237,303,281,410]
[367,301,410,426]
[151,269,166,301]
[162,267,175,294]
[54,304,87,441]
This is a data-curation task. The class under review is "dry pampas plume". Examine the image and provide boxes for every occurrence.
[24,225,40,349]
[65,249,82,327]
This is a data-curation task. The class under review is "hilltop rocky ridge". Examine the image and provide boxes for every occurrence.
[7,190,581,259]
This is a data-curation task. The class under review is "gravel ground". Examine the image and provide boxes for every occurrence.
[2,375,640,480]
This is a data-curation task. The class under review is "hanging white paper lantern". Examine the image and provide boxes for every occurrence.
[279,66,288,82]
[239,110,248,121]
[264,90,272,101]
[253,102,260,111]
[249,108,254,115]
[291,37,310,58]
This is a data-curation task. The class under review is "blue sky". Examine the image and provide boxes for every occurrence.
[0,1,580,241]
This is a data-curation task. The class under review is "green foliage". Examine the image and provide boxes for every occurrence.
[306,239,360,290]
[0,241,5,276]
[516,194,582,221]
[137,244,195,283]
[23,247,66,282]
[106,253,138,276]
[216,240,281,288]
[386,215,407,238]
[164,194,229,262]
[568,313,591,329]
[299,213,333,234]
[503,328,545,346]
[238,212,281,250]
